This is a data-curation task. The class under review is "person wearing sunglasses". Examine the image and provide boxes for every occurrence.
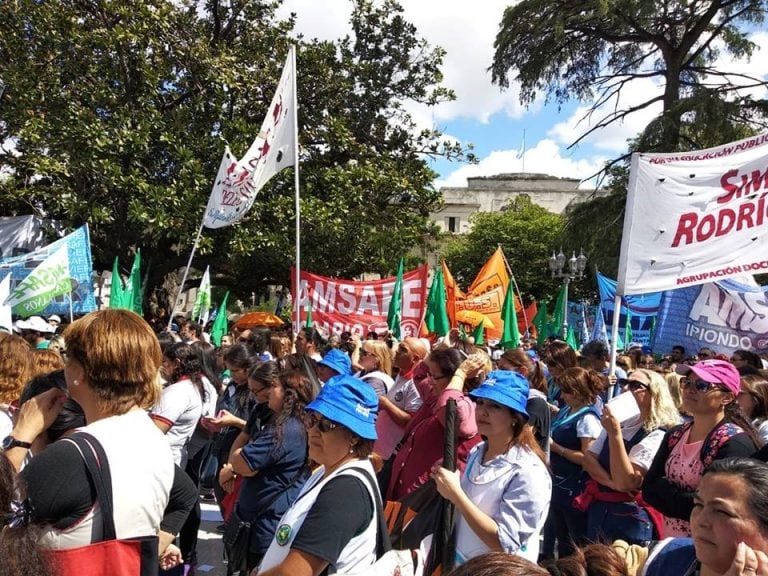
[642,359,759,537]
[580,369,680,545]
[257,374,381,576]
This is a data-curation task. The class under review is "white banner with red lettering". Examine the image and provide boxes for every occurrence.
[291,266,429,337]
[618,132,768,295]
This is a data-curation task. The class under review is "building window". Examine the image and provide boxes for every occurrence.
[447,216,458,233]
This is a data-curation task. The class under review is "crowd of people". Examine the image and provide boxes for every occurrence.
[2,310,768,576]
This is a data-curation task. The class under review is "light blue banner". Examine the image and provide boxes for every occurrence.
[597,272,662,316]
[0,226,97,317]
[652,278,768,356]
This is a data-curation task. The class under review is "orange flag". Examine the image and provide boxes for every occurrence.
[441,260,464,329]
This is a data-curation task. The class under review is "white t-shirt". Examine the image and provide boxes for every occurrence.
[151,378,203,466]
[40,409,174,549]
[0,407,13,440]
[374,373,423,459]
[589,424,666,472]
[576,412,603,439]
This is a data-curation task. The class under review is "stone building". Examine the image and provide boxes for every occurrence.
[431,173,595,234]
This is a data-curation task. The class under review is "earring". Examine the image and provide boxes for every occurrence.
[71,380,79,386]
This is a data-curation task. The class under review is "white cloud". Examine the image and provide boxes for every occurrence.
[436,138,607,189]
[279,0,527,124]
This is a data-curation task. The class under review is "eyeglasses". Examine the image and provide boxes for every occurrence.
[429,372,449,381]
[303,412,340,433]
[619,379,649,392]
[397,345,411,354]
[360,349,371,357]
[681,377,723,393]
[730,357,743,363]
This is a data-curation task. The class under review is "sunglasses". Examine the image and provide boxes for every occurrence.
[303,412,339,433]
[619,379,649,392]
[681,377,724,393]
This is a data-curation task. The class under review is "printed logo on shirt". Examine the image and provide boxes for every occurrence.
[276,523,292,546]
[394,391,403,402]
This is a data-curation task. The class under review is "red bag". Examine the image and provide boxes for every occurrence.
[221,476,243,522]
[46,433,160,576]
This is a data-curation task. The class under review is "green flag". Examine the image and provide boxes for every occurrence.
[109,256,125,309]
[549,284,567,339]
[499,282,520,349]
[387,257,404,340]
[472,320,485,345]
[305,294,313,328]
[192,266,211,325]
[124,250,143,315]
[624,307,633,347]
[4,246,71,317]
[566,324,579,350]
[533,300,549,345]
[211,291,229,347]
[424,267,450,336]
[614,320,625,351]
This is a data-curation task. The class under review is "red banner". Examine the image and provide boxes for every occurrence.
[291,266,429,337]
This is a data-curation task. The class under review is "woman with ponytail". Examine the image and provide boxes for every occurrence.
[220,370,314,571]
[498,348,552,454]
[432,370,551,565]
[151,342,205,467]
[0,453,55,576]
[642,359,758,537]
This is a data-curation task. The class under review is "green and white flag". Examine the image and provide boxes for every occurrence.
[3,246,71,317]
[123,250,143,315]
[193,266,212,326]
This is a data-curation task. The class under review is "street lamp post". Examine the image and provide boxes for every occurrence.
[548,248,587,339]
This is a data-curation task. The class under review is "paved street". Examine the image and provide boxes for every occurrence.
[195,499,228,576]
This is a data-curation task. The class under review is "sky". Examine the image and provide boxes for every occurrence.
[277,0,768,190]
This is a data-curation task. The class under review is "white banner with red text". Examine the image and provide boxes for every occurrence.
[291,266,429,337]
[618,132,768,295]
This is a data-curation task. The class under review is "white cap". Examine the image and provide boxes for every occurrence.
[48,314,62,324]
[14,316,56,334]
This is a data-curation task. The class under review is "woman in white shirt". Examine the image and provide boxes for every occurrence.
[151,342,205,468]
[432,369,551,565]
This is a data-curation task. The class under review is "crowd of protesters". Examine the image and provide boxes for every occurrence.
[2,310,768,576]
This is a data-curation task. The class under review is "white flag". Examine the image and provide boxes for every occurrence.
[0,274,12,332]
[204,51,296,228]
[192,266,212,326]
[3,246,70,317]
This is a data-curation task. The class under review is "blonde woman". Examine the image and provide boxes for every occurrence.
[0,335,33,439]
[581,369,681,544]
[358,340,394,396]
[664,371,684,412]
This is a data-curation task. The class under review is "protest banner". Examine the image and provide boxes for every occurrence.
[0,226,97,317]
[3,246,70,316]
[443,250,534,341]
[291,265,429,337]
[618,132,768,295]
[652,277,768,356]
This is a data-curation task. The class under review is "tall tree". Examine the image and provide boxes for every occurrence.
[491,0,768,154]
[440,195,565,302]
[0,0,465,310]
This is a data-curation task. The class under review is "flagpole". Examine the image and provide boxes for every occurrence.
[608,293,622,400]
[291,44,302,335]
[498,245,530,336]
[167,218,205,331]
[68,289,74,323]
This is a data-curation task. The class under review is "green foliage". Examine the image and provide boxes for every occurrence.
[0,0,466,308]
[440,196,564,302]
[492,0,768,276]
[492,0,767,151]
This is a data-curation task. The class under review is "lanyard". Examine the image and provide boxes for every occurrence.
[551,405,591,432]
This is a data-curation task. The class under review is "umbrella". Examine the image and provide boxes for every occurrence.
[233,312,285,329]
[455,310,495,329]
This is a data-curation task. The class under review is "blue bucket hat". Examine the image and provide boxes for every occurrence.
[469,370,530,420]
[318,348,352,376]
[306,375,378,439]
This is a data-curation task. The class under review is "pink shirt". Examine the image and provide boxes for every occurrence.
[386,388,479,501]
[663,428,703,537]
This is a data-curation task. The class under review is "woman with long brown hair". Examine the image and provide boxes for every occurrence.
[433,370,551,564]
[0,334,33,439]
[548,366,603,558]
